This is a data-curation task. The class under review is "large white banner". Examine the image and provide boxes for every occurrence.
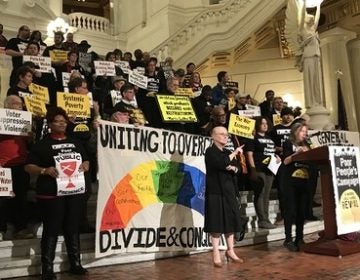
[96,120,216,258]
[329,146,360,235]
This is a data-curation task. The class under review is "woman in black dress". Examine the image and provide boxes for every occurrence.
[282,122,311,252]
[204,126,244,267]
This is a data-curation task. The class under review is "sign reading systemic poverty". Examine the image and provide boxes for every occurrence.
[95,121,221,258]
[0,108,32,136]
[228,113,255,139]
[0,168,13,196]
[329,146,360,235]
[57,92,91,118]
[156,95,197,122]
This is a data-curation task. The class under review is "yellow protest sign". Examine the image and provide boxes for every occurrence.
[29,83,50,104]
[49,50,68,63]
[174,88,194,98]
[156,95,197,122]
[228,113,255,139]
[228,98,236,111]
[24,96,47,117]
[57,92,91,118]
[273,114,282,126]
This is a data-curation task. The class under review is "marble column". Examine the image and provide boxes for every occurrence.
[348,37,360,131]
[320,27,358,131]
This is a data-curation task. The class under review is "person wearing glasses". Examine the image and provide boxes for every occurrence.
[204,126,245,268]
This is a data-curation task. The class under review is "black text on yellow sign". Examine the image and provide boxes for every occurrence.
[57,92,91,118]
[228,113,255,139]
[156,95,197,123]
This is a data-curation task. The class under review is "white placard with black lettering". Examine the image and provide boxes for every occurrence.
[115,60,130,74]
[329,146,360,235]
[0,108,32,136]
[128,70,148,89]
[54,153,86,196]
[237,105,261,118]
[23,55,52,73]
[0,168,13,196]
[134,67,145,75]
[110,90,122,106]
[94,61,116,76]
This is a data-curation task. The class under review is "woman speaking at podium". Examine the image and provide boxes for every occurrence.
[282,122,312,252]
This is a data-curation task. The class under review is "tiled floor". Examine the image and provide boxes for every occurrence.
[11,234,360,280]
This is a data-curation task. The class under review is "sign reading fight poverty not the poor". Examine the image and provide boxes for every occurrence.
[0,108,32,136]
[156,95,197,122]
[57,92,91,118]
[228,113,255,139]
[329,146,360,235]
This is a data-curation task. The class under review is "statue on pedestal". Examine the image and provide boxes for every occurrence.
[285,0,323,109]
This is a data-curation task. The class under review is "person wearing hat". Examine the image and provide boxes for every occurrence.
[269,106,295,225]
[110,105,130,124]
[103,75,127,118]
[78,40,91,52]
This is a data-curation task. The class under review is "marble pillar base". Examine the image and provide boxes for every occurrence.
[306,105,335,130]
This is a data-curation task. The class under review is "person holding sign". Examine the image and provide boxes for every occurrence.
[245,116,280,229]
[25,107,89,278]
[103,76,127,118]
[204,126,245,267]
[7,66,33,106]
[281,122,312,252]
[0,95,33,239]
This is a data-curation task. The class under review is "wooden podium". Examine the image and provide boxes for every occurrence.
[292,146,360,257]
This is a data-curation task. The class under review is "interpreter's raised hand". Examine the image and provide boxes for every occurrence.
[235,145,245,155]
[44,167,59,178]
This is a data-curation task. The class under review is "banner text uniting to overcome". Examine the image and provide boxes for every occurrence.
[99,123,212,156]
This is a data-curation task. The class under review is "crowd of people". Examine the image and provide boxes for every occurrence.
[0,24,320,277]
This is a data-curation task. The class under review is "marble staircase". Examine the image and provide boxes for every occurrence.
[0,189,324,279]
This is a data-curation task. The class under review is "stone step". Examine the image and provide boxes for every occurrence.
[0,220,324,279]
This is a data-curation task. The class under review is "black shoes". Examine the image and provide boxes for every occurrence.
[69,265,88,275]
[283,240,299,252]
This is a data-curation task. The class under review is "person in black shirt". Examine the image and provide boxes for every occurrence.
[7,66,33,106]
[192,85,213,134]
[246,116,280,229]
[282,122,312,252]
[259,90,275,121]
[25,107,89,279]
[5,25,30,86]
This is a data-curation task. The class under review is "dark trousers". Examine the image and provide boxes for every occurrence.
[7,165,30,231]
[282,178,309,242]
[38,194,85,238]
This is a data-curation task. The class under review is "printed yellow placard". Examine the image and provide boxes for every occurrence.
[273,114,282,126]
[29,83,50,104]
[174,88,194,98]
[156,95,197,122]
[228,113,255,139]
[57,92,91,118]
[49,50,68,63]
[24,96,47,117]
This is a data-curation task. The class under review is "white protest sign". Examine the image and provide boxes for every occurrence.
[110,90,122,106]
[54,153,86,196]
[79,52,92,72]
[0,108,32,136]
[62,72,71,87]
[128,70,148,89]
[0,168,13,196]
[94,61,116,76]
[134,67,145,75]
[23,55,52,73]
[329,146,360,235]
[115,60,130,74]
